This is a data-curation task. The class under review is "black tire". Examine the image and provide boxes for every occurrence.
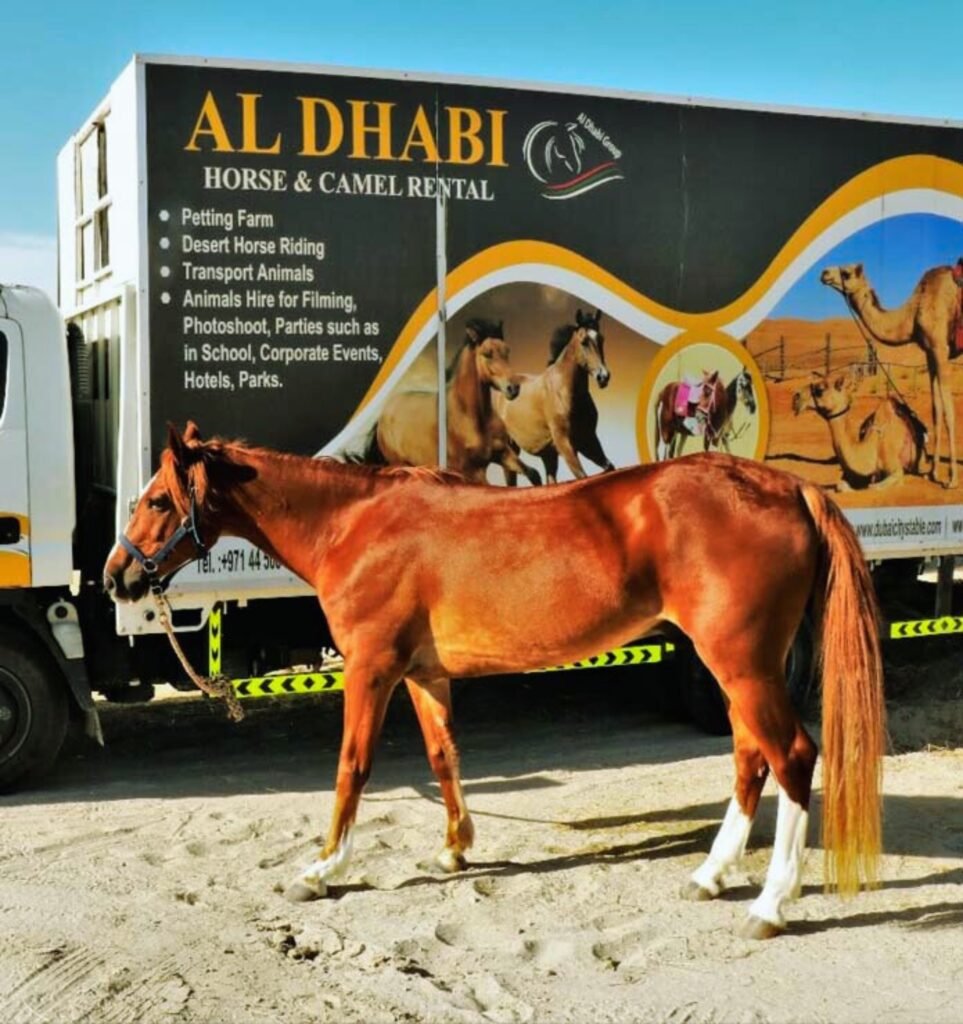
[0,628,69,792]
[680,616,817,737]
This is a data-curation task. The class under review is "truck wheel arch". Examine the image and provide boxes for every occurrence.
[0,623,70,790]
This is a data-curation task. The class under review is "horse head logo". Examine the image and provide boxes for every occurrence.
[523,118,624,200]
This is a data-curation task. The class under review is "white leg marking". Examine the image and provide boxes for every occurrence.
[749,786,808,928]
[691,797,753,895]
[297,830,354,895]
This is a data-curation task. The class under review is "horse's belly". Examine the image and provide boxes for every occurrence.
[427,554,655,675]
[501,402,553,454]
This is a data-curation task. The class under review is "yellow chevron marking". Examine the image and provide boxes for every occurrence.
[889,616,963,639]
[226,644,675,700]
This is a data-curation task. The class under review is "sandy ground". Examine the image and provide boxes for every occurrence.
[1,658,962,1024]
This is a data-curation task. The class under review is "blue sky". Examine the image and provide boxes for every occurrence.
[778,215,963,320]
[4,0,963,296]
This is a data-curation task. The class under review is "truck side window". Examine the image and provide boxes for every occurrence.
[0,332,7,421]
[76,120,110,282]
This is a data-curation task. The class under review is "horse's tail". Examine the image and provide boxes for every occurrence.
[800,482,885,896]
[345,423,386,466]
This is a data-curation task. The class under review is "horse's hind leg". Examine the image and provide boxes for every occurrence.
[686,707,769,900]
[285,663,399,902]
[694,640,817,937]
[405,677,475,871]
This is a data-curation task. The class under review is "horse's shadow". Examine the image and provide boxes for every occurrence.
[326,789,963,935]
[325,821,718,897]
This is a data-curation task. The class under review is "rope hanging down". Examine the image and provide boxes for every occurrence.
[153,591,245,722]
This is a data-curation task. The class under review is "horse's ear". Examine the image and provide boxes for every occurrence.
[497,319,504,338]
[854,263,864,278]
[594,309,603,324]
[465,323,480,346]
[166,421,203,471]
[575,308,585,326]
[166,422,189,466]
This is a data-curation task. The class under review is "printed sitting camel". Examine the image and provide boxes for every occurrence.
[793,369,929,490]
[821,262,960,487]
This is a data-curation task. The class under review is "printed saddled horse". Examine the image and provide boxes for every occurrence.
[355,318,531,483]
[105,424,885,940]
[655,367,757,461]
[493,309,615,484]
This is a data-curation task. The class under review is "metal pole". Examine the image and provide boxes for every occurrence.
[435,146,448,468]
[935,554,955,617]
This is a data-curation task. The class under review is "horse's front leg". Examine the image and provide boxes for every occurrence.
[405,677,475,871]
[499,446,541,487]
[552,429,588,479]
[285,660,400,902]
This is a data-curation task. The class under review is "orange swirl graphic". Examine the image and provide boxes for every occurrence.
[352,155,963,420]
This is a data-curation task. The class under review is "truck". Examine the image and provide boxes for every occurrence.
[3,53,963,789]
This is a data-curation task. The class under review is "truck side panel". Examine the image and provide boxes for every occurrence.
[58,56,963,635]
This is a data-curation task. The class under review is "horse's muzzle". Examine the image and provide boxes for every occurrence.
[503,381,520,400]
[596,369,611,389]
[103,561,149,604]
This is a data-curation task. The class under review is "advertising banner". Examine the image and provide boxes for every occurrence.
[144,59,963,574]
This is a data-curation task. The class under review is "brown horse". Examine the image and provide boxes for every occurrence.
[104,426,885,939]
[655,368,756,461]
[493,309,614,484]
[361,318,529,483]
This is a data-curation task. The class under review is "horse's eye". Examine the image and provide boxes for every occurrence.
[482,351,493,359]
[147,496,170,511]
[582,338,590,347]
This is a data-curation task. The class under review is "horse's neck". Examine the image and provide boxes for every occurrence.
[551,342,585,395]
[725,377,738,411]
[449,349,490,423]
[224,452,381,582]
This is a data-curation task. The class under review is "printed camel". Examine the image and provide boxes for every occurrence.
[793,368,929,490]
[821,262,960,487]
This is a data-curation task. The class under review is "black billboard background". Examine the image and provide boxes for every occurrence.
[145,60,963,458]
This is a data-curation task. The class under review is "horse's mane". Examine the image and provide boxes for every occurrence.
[445,317,504,382]
[161,435,466,515]
[547,324,576,365]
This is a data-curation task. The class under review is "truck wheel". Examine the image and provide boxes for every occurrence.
[0,630,69,791]
[680,616,817,737]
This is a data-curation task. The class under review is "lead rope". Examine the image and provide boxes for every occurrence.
[153,590,245,722]
[844,297,911,405]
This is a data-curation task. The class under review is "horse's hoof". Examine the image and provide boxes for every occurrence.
[283,879,326,903]
[681,880,716,902]
[738,915,785,941]
[436,848,468,874]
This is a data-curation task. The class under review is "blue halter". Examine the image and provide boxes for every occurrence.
[118,489,208,594]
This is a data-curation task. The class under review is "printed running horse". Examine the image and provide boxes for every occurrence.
[493,309,615,484]
[655,368,756,460]
[105,426,885,939]
[359,317,531,483]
